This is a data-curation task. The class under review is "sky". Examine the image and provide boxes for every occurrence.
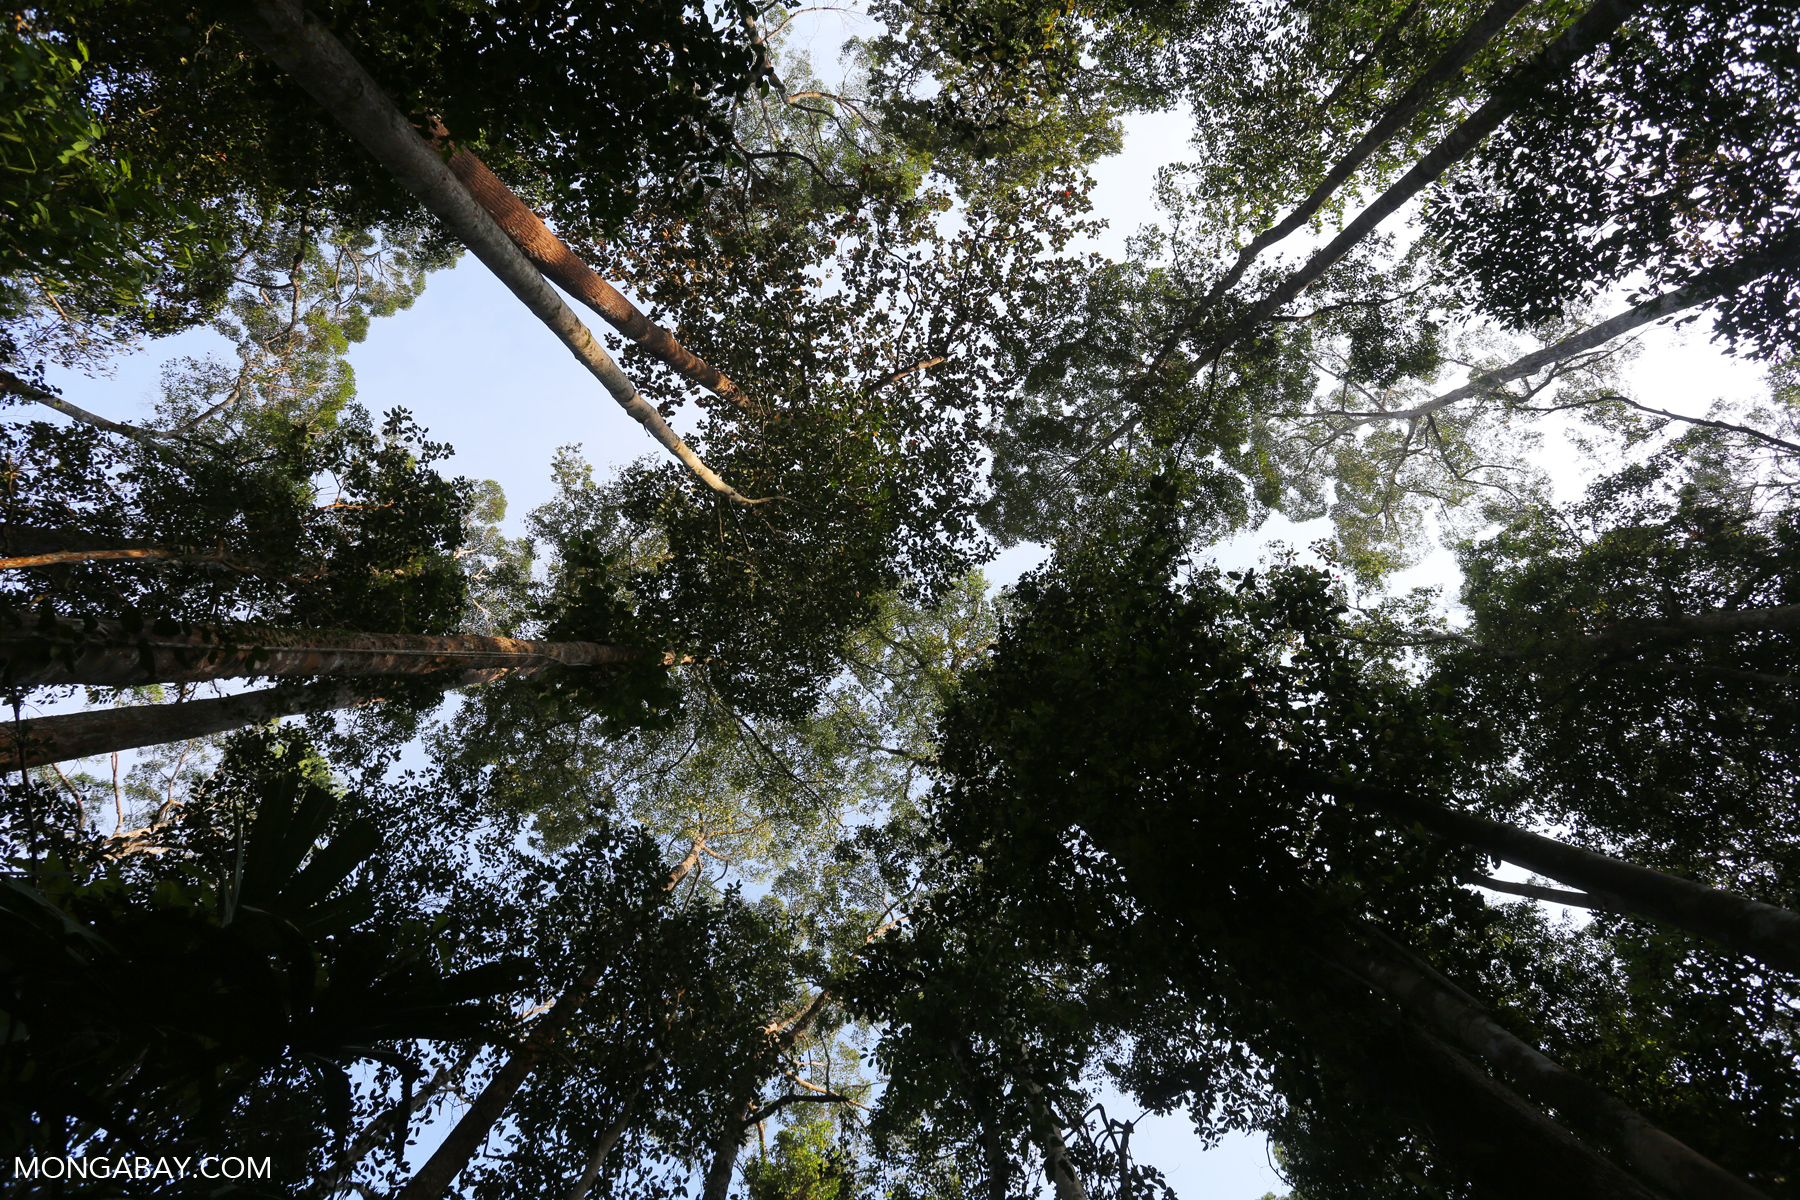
[29,53,1779,1200]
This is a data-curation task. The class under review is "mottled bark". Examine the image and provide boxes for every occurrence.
[395,968,603,1200]
[228,0,758,503]
[1357,787,1800,973]
[1328,932,1769,1200]
[420,126,750,412]
[1021,1077,1087,1200]
[0,616,640,688]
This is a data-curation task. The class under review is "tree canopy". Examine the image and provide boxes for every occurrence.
[2,0,1798,1197]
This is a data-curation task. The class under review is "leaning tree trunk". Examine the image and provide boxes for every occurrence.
[421,124,752,413]
[565,1063,655,1200]
[1322,928,1769,1200]
[393,842,707,1200]
[699,990,835,1200]
[312,1043,482,1199]
[393,968,603,1200]
[1377,1003,1663,1200]
[227,0,758,504]
[0,680,368,767]
[1351,786,1800,974]
[0,665,525,767]
[0,617,643,689]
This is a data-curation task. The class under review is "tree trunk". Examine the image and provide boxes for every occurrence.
[565,1067,652,1200]
[700,1099,754,1200]
[0,681,368,767]
[1193,0,1648,369]
[0,616,641,689]
[313,1044,481,1198]
[419,125,751,413]
[1354,787,1800,973]
[700,990,834,1200]
[1380,1009,1664,1200]
[1466,874,1615,911]
[1361,230,1800,428]
[1021,1077,1087,1200]
[1190,0,1530,318]
[228,0,757,504]
[1324,929,1769,1200]
[395,969,603,1200]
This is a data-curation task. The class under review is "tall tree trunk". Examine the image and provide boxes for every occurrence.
[700,1099,755,1200]
[313,1044,482,1198]
[1020,1077,1087,1200]
[1191,0,1649,369]
[0,666,519,767]
[1323,929,1769,1200]
[1378,1008,1663,1200]
[565,1065,653,1200]
[0,681,368,767]
[1353,231,1800,429]
[418,125,751,413]
[1191,0,1530,318]
[392,841,705,1200]
[227,0,758,504]
[1352,786,1800,973]
[0,616,641,688]
[700,990,835,1200]
[394,969,603,1200]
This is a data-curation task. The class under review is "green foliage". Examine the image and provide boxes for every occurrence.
[0,20,215,366]
[747,1112,865,1200]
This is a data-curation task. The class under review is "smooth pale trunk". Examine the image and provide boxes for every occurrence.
[565,1074,651,1200]
[423,131,750,412]
[229,0,755,503]
[1,681,366,767]
[1021,1077,1088,1200]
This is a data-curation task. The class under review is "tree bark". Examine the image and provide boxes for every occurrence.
[700,1099,755,1200]
[395,968,603,1200]
[228,0,758,504]
[418,124,751,413]
[313,1044,482,1199]
[0,368,178,455]
[1325,930,1770,1200]
[1191,0,1530,319]
[565,1067,653,1200]
[1021,1077,1087,1200]
[0,681,369,767]
[0,616,641,688]
[700,990,834,1200]
[1192,0,1649,370]
[1352,786,1800,974]
[1347,231,1800,429]
[1382,1009,1664,1200]
[1466,874,1614,911]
